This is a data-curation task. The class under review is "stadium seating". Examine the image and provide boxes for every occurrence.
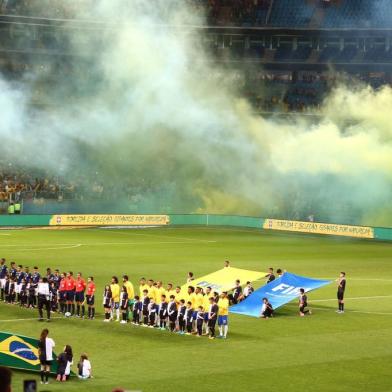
[269,0,315,28]
[323,0,368,28]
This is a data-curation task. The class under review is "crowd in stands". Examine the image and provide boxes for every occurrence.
[0,163,76,202]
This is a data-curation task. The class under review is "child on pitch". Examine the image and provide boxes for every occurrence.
[194,287,204,331]
[158,294,168,330]
[218,292,229,339]
[299,288,311,316]
[103,285,112,322]
[77,353,92,379]
[184,301,194,335]
[177,299,186,334]
[141,289,150,326]
[196,306,205,337]
[260,297,273,319]
[203,286,213,335]
[132,295,142,324]
[120,286,129,324]
[147,298,158,327]
[20,278,27,307]
[50,281,58,312]
[167,295,178,332]
[208,297,219,340]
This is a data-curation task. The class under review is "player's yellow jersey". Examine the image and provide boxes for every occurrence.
[139,284,149,297]
[195,293,204,309]
[218,298,229,316]
[165,289,176,301]
[203,292,214,309]
[175,290,187,303]
[155,287,166,303]
[148,286,157,301]
[110,283,120,302]
[124,281,134,299]
[188,292,197,308]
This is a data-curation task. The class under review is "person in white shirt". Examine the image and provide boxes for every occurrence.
[38,329,55,385]
[242,281,254,299]
[37,277,51,321]
[78,353,92,379]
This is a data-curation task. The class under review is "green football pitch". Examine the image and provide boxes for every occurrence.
[1,227,392,392]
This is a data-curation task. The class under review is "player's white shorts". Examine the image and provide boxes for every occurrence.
[15,284,21,294]
[0,279,5,289]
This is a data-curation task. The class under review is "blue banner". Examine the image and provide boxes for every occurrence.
[230,272,332,317]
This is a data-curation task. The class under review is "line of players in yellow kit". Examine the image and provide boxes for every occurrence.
[104,276,229,339]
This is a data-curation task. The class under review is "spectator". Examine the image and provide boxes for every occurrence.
[0,366,12,392]
[77,353,92,379]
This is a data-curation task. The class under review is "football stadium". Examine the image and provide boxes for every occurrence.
[1,1,392,391]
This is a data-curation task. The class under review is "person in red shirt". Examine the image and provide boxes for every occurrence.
[86,276,96,320]
[58,273,67,314]
[75,272,87,318]
[65,271,76,315]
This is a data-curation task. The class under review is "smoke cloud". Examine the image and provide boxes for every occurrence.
[1,0,392,226]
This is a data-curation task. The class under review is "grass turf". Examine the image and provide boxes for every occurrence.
[1,226,392,392]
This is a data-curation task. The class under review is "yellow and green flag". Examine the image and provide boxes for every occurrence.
[0,332,58,374]
[181,267,266,294]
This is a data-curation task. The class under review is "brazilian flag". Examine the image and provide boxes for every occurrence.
[0,331,58,374]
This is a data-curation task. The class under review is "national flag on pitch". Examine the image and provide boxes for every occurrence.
[229,272,332,317]
[181,267,266,294]
[0,331,59,374]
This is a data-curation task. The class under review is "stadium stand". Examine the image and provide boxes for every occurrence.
[269,0,314,28]
[0,1,392,210]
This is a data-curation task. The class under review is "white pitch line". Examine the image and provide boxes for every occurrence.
[13,244,83,252]
[312,295,392,302]
[0,316,63,322]
[94,229,215,243]
[88,240,217,246]
[308,306,392,316]
[1,240,217,252]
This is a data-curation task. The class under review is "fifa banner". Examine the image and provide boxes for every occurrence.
[0,332,58,373]
[230,272,332,317]
[263,219,374,239]
[181,267,266,293]
[49,214,170,226]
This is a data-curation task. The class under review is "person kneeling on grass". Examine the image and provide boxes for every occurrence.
[260,298,273,319]
[78,353,92,379]
[56,345,73,382]
[299,288,311,317]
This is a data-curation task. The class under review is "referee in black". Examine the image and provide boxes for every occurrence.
[336,272,346,314]
[37,277,51,322]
